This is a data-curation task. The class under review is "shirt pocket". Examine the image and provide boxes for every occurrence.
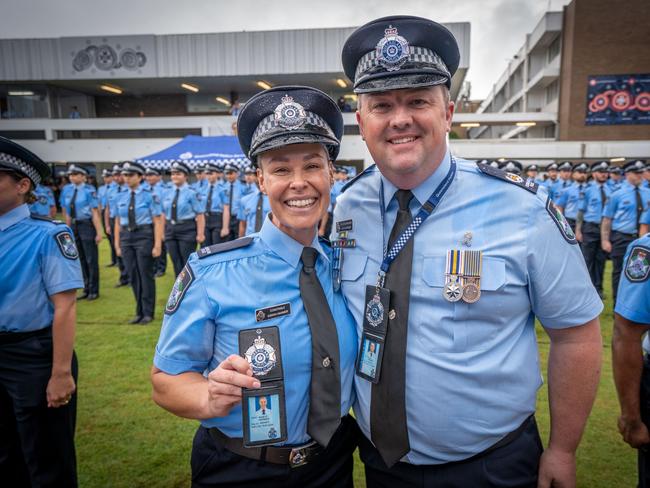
[340,250,368,282]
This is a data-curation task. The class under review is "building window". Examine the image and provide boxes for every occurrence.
[545,80,559,104]
[547,36,561,63]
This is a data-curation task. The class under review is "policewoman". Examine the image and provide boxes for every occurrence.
[221,164,245,241]
[113,161,163,324]
[161,161,205,276]
[335,16,602,487]
[106,164,130,286]
[145,167,169,277]
[602,159,650,304]
[0,137,83,487]
[152,86,358,488]
[61,164,103,300]
[237,172,270,237]
[201,162,228,247]
[30,182,56,218]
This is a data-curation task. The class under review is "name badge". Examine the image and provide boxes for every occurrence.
[255,303,291,323]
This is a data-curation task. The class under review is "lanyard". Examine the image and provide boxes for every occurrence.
[377,156,457,286]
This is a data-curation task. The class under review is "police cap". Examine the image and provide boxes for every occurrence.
[527,164,539,172]
[169,161,191,174]
[573,163,589,173]
[0,136,50,186]
[224,164,239,173]
[591,160,609,172]
[624,159,646,174]
[67,164,89,176]
[244,166,256,175]
[558,161,573,171]
[145,167,161,176]
[502,160,523,175]
[204,162,221,172]
[608,166,623,175]
[342,15,460,94]
[121,161,146,175]
[546,163,559,171]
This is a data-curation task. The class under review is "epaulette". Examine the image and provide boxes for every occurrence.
[30,213,65,224]
[477,163,538,194]
[198,236,254,259]
[341,164,376,193]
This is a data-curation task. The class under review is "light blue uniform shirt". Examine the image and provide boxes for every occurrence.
[224,180,245,217]
[0,204,84,332]
[330,181,345,209]
[615,234,650,325]
[161,183,203,221]
[97,183,111,208]
[237,190,271,236]
[114,185,162,226]
[550,178,572,201]
[607,178,622,192]
[580,182,612,224]
[241,182,256,197]
[60,183,98,220]
[191,178,209,193]
[603,181,650,233]
[29,184,55,217]
[107,183,128,218]
[154,217,357,444]
[199,183,227,213]
[332,151,602,465]
[555,182,587,220]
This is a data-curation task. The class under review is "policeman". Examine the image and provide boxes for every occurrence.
[635,159,649,189]
[144,167,169,277]
[602,159,650,304]
[97,169,116,265]
[161,161,205,276]
[556,163,588,231]
[540,162,559,192]
[222,164,245,241]
[551,160,573,201]
[608,166,623,191]
[0,137,83,487]
[113,161,163,324]
[242,166,257,196]
[576,160,611,297]
[200,162,228,247]
[152,86,358,487]
[237,171,270,237]
[61,164,103,300]
[525,163,540,182]
[612,232,650,488]
[106,164,130,286]
[337,15,603,486]
[30,181,57,218]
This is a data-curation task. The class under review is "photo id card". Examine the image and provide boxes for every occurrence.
[355,333,385,383]
[239,326,283,382]
[242,383,288,447]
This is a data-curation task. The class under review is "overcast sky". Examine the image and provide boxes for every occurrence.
[1,0,572,99]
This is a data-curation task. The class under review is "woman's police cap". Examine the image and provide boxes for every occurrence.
[120,161,146,175]
[145,167,161,176]
[342,15,460,94]
[237,85,343,162]
[0,136,50,186]
[67,164,89,176]
[170,161,191,174]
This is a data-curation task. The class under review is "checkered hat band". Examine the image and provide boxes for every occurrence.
[251,111,335,149]
[0,152,41,184]
[354,46,450,83]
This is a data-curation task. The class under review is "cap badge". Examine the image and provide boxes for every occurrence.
[376,25,410,71]
[274,95,307,130]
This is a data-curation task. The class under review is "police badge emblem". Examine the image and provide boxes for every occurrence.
[55,231,79,260]
[505,173,524,184]
[365,293,385,327]
[376,25,410,71]
[245,335,278,376]
[624,246,650,282]
[274,95,307,130]
[546,197,577,244]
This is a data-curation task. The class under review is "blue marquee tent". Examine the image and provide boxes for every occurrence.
[135,135,249,170]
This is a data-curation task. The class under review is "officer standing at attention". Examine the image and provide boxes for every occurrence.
[602,159,650,304]
[336,15,603,487]
[151,86,358,487]
[221,164,245,242]
[30,181,57,218]
[237,170,270,237]
[540,162,559,193]
[105,164,130,286]
[97,169,116,265]
[161,161,205,276]
[608,166,623,191]
[113,161,163,325]
[0,137,83,487]
[550,160,573,201]
[612,231,650,488]
[145,167,169,277]
[200,162,228,247]
[191,163,209,192]
[61,164,103,300]
[242,166,257,197]
[556,163,588,231]
[576,160,611,297]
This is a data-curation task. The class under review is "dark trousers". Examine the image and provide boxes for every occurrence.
[611,230,637,304]
[104,211,117,265]
[581,222,606,294]
[191,416,358,488]
[203,213,225,248]
[165,221,197,276]
[110,217,129,284]
[120,227,156,318]
[566,217,576,233]
[360,416,542,488]
[0,329,78,488]
[639,357,650,488]
[73,220,99,295]
[154,241,167,275]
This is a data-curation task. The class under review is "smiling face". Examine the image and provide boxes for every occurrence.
[69,173,85,185]
[170,170,187,187]
[357,85,454,189]
[0,171,31,215]
[257,143,333,246]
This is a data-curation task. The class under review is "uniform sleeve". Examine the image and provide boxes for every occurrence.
[46,189,56,207]
[150,193,162,216]
[641,208,650,225]
[615,242,650,324]
[41,226,84,295]
[555,188,569,208]
[190,191,204,214]
[602,192,617,218]
[88,188,99,208]
[154,258,216,374]
[527,195,603,328]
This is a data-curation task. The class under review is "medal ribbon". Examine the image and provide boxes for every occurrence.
[462,250,482,277]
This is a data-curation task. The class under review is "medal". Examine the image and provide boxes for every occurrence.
[443,277,463,302]
[443,249,464,302]
[461,250,482,304]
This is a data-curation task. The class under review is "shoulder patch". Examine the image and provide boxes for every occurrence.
[546,197,577,245]
[198,236,254,259]
[55,231,80,259]
[165,264,195,314]
[341,164,376,193]
[624,245,650,283]
[477,163,538,194]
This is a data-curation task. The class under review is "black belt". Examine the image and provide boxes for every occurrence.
[612,230,638,239]
[170,218,195,225]
[208,428,323,468]
[121,224,153,232]
[0,327,51,346]
[72,218,92,224]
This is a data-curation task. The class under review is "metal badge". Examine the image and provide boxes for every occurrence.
[244,335,277,377]
[443,277,463,302]
[365,293,385,327]
[274,95,307,130]
[462,231,473,247]
[376,25,410,72]
[462,280,481,304]
[443,250,464,302]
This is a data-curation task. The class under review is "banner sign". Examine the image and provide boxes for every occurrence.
[585,74,650,125]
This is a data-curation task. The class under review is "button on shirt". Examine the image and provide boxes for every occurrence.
[61,183,98,220]
[332,152,603,465]
[237,190,271,236]
[615,234,650,325]
[0,204,83,332]
[162,184,203,221]
[603,181,650,233]
[555,182,586,220]
[154,217,357,444]
[580,182,612,224]
[29,184,55,217]
[115,186,162,226]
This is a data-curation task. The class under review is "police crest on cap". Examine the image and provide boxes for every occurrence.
[274,95,307,130]
[376,25,410,71]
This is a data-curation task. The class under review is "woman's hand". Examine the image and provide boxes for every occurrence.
[206,355,260,417]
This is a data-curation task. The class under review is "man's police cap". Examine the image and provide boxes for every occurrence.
[608,166,622,175]
[546,163,559,171]
[224,164,239,173]
[238,85,343,162]
[573,163,589,173]
[244,166,256,175]
[145,167,161,176]
[527,164,539,172]
[624,159,646,174]
[121,161,146,175]
[204,162,221,172]
[0,136,50,186]
[334,166,349,175]
[591,160,609,172]
[169,161,191,174]
[558,161,573,171]
[67,164,89,176]
[342,15,460,94]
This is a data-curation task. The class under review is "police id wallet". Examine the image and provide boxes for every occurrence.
[239,326,287,447]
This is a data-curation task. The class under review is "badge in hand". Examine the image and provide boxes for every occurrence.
[239,326,284,382]
[242,383,288,447]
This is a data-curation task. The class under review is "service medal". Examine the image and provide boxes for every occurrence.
[443,250,464,302]
[460,250,483,304]
[244,336,277,376]
[462,280,481,303]
[443,277,463,302]
[365,294,385,327]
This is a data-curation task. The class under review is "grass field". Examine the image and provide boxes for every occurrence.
[73,241,636,487]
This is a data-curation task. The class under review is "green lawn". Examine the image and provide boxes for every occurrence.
[74,241,636,487]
